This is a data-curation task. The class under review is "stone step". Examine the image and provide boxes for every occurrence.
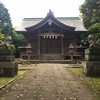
[40,54,62,60]
[30,60,76,64]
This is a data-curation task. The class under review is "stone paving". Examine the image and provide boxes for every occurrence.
[0,64,95,100]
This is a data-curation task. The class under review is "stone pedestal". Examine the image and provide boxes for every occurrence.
[0,62,18,77]
[84,48,100,76]
[0,50,18,77]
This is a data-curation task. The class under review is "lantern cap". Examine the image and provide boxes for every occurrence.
[69,43,75,49]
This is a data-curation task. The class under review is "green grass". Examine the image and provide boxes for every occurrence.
[67,68,83,76]
[0,71,26,87]
[66,68,100,97]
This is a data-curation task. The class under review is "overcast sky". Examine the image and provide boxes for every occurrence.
[0,0,85,26]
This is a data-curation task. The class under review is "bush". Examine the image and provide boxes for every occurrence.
[10,44,16,54]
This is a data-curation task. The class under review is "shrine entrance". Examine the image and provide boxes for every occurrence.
[38,33,64,60]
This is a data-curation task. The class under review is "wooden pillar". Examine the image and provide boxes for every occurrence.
[38,36,40,60]
[74,32,77,53]
[61,36,64,60]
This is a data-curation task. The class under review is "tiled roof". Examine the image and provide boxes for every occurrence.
[16,17,87,31]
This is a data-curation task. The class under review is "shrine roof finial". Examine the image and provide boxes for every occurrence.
[49,9,51,12]
[48,9,54,15]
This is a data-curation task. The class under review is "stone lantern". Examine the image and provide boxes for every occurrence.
[69,43,75,62]
[26,44,32,61]
[18,43,32,61]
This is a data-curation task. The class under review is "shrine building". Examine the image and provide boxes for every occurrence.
[16,10,87,60]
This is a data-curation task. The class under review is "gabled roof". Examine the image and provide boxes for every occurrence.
[25,10,75,32]
[16,10,87,32]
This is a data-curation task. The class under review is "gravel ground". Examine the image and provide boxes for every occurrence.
[0,64,95,100]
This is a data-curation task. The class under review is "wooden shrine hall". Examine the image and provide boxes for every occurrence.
[16,10,87,60]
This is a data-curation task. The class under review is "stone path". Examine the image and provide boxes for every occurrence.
[0,64,95,100]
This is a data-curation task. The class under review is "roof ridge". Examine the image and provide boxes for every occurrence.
[23,17,80,21]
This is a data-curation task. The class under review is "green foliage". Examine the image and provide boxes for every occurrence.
[80,0,100,39]
[89,23,100,39]
[0,2,27,57]
[80,0,100,29]
[0,33,5,39]
[12,30,27,57]
[0,2,13,36]
[12,30,27,48]
[10,44,16,53]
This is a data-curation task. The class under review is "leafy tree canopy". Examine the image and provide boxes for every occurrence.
[0,2,13,37]
[80,0,100,28]
[0,2,27,57]
[89,23,100,39]
[12,30,27,48]
[80,0,100,39]
[0,33,4,39]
